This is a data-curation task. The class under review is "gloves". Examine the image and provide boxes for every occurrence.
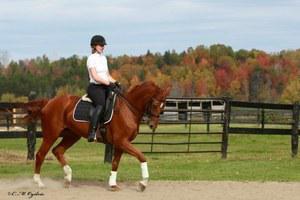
[108,82,117,90]
[114,81,121,88]
[108,82,121,93]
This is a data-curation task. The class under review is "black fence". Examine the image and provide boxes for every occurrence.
[229,101,300,157]
[136,97,228,158]
[0,98,299,162]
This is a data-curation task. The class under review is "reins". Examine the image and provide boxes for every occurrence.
[115,91,161,119]
[116,92,141,117]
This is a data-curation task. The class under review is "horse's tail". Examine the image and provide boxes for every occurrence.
[23,99,49,122]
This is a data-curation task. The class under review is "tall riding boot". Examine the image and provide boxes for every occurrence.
[87,105,104,142]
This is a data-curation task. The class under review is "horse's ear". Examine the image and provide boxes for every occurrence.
[163,85,172,96]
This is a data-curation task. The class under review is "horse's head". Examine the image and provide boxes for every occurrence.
[146,85,172,131]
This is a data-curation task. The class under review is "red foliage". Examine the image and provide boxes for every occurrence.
[195,80,207,96]
[256,52,271,68]
[215,68,231,90]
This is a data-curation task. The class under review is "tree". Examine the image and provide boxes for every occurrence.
[0,50,10,68]
[281,78,300,103]
[0,45,299,103]
[249,67,272,102]
[163,50,181,65]
[55,84,85,97]
[215,68,230,94]
[235,49,249,62]
[209,44,234,66]
[129,75,140,90]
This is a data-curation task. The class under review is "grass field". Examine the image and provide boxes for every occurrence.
[0,124,300,182]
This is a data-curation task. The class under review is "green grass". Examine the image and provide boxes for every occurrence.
[0,124,300,182]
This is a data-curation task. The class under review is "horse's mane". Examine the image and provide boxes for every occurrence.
[127,81,157,95]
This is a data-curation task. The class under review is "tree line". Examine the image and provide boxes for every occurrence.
[0,44,299,103]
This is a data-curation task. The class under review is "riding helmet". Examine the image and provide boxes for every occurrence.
[90,35,107,46]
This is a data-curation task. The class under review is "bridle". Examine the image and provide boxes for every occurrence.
[116,92,163,119]
[145,97,163,119]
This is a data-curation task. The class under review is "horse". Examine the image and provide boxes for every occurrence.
[24,81,171,191]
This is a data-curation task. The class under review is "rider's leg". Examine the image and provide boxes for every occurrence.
[87,105,104,142]
[87,84,107,142]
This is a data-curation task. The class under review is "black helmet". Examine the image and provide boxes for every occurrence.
[90,35,107,46]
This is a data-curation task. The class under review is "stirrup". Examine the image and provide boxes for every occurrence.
[87,130,97,142]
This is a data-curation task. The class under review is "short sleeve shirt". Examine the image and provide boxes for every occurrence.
[87,53,109,84]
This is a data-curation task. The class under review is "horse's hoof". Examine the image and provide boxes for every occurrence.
[108,185,121,192]
[34,181,45,188]
[33,174,45,188]
[138,181,146,192]
[33,180,45,188]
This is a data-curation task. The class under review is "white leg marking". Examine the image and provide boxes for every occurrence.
[63,165,72,183]
[108,171,117,186]
[33,173,45,188]
[140,162,149,186]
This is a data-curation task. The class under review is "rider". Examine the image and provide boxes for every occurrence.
[86,35,118,142]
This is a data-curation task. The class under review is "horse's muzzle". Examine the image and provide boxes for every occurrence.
[148,121,157,131]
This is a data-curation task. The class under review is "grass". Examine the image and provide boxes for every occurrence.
[0,124,300,182]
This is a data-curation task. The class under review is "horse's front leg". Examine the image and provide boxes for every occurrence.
[109,147,123,191]
[121,141,149,192]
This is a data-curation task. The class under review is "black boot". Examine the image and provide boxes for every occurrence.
[87,105,104,142]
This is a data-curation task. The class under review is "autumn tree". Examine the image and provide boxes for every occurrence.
[281,78,300,103]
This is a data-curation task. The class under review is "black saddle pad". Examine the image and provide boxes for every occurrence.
[73,92,117,124]
[73,100,92,122]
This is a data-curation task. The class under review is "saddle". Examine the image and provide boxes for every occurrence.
[73,91,118,142]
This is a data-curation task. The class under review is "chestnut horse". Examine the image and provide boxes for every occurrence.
[24,81,171,191]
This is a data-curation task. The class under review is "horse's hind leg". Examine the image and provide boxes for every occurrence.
[120,141,149,192]
[52,130,81,187]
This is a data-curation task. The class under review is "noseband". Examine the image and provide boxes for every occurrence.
[145,97,162,119]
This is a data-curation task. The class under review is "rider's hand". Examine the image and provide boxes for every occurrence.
[114,81,121,88]
[108,82,122,94]
[108,82,117,90]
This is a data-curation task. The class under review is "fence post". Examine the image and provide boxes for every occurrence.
[27,121,37,160]
[27,91,37,160]
[5,112,10,131]
[206,111,211,133]
[261,109,265,130]
[104,144,114,163]
[187,98,193,152]
[221,97,231,159]
[291,102,299,157]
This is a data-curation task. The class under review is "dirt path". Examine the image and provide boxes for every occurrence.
[0,179,300,200]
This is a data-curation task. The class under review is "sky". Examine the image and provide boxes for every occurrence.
[0,0,299,62]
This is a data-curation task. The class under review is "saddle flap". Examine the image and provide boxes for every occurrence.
[73,91,117,124]
[102,91,118,123]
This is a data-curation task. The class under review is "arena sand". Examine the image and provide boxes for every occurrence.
[0,178,300,200]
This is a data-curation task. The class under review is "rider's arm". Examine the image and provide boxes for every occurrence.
[89,68,110,85]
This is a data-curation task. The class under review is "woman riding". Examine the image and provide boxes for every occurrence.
[86,35,119,142]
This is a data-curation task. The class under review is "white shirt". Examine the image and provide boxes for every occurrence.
[87,53,109,84]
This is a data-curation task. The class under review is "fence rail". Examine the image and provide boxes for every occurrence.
[0,98,299,162]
